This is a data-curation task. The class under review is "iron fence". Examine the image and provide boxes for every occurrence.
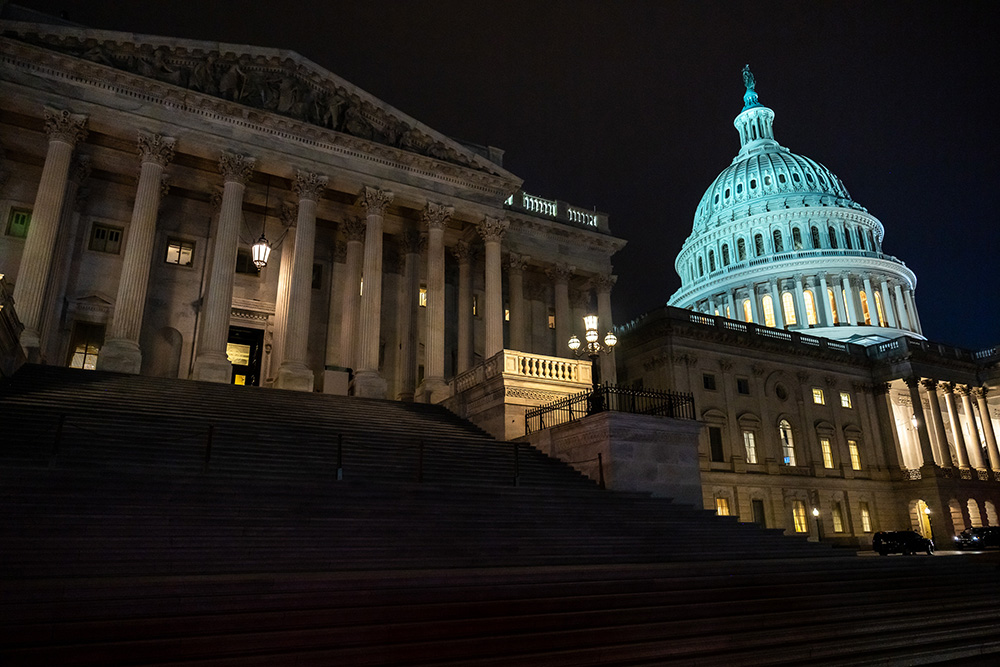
[525,384,695,434]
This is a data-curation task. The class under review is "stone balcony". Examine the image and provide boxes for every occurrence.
[504,190,610,234]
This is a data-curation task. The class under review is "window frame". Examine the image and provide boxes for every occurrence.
[840,391,852,408]
[821,438,835,469]
[743,430,758,464]
[6,206,32,238]
[812,387,826,405]
[88,222,124,255]
[164,237,196,267]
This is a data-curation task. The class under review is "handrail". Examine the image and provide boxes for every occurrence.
[525,384,695,434]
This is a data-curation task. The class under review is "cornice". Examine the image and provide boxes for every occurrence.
[506,212,627,255]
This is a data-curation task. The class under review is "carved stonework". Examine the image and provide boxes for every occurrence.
[209,189,224,211]
[824,375,836,387]
[137,132,176,166]
[796,371,810,383]
[421,202,453,231]
[69,155,92,186]
[920,378,939,391]
[751,363,766,377]
[333,240,347,263]
[451,240,474,264]
[280,201,297,228]
[592,273,617,294]
[294,170,328,201]
[358,186,393,216]
[44,107,88,145]
[159,174,171,199]
[341,215,366,242]
[546,262,575,284]
[971,387,986,400]
[399,229,423,255]
[718,358,733,372]
[956,384,972,397]
[507,253,529,273]
[476,216,509,243]
[219,152,255,184]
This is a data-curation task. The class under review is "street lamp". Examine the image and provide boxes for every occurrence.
[923,505,932,538]
[812,507,822,542]
[567,314,617,389]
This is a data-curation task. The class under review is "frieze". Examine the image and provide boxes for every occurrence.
[504,387,567,403]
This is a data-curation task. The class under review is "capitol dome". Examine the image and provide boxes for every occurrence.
[668,67,922,343]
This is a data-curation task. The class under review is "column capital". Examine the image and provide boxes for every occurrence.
[955,384,972,397]
[137,132,176,167]
[358,186,393,215]
[971,386,987,400]
[451,239,474,263]
[294,170,328,201]
[904,377,922,390]
[593,273,617,294]
[873,382,891,396]
[546,262,575,284]
[219,152,255,184]
[920,378,939,391]
[69,154,92,186]
[44,107,88,145]
[476,215,509,243]
[341,215,367,242]
[400,229,423,255]
[506,252,529,273]
[421,201,453,231]
[940,381,956,394]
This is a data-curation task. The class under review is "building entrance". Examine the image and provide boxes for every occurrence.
[226,326,264,386]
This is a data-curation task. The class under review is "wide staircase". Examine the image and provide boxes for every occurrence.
[2,364,1000,665]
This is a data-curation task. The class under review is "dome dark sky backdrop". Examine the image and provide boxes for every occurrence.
[13,0,999,350]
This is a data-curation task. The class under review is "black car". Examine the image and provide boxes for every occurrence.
[953,526,1000,550]
[873,530,934,555]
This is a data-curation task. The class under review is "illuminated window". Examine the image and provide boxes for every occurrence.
[359,277,364,296]
[860,291,872,324]
[547,307,555,329]
[849,440,862,470]
[860,502,873,532]
[737,238,747,261]
[873,291,886,326]
[762,295,775,328]
[165,238,195,267]
[89,223,123,254]
[504,306,510,321]
[792,500,808,532]
[821,438,834,468]
[743,430,758,464]
[840,392,852,408]
[725,305,731,319]
[812,387,825,405]
[67,322,104,370]
[5,207,31,238]
[742,299,752,322]
[832,503,845,533]
[779,419,796,466]
[803,289,817,325]
[715,497,731,516]
[772,229,783,252]
[472,295,478,316]
[419,287,427,307]
[781,291,796,325]
[827,288,839,324]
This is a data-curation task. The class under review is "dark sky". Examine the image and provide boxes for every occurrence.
[13,1,1000,350]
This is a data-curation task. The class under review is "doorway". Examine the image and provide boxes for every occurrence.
[751,499,766,527]
[66,321,105,370]
[227,326,264,386]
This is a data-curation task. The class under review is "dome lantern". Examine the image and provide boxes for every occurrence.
[735,65,776,151]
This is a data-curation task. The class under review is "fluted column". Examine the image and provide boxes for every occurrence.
[973,388,1000,472]
[793,274,808,326]
[922,379,951,468]
[904,289,923,334]
[354,186,393,398]
[271,204,297,376]
[840,273,856,325]
[893,283,911,331]
[957,386,986,469]
[549,263,573,356]
[453,241,474,373]
[861,276,878,325]
[193,152,255,383]
[595,273,617,385]
[274,171,327,391]
[507,253,528,352]
[98,133,176,373]
[477,216,509,359]
[768,279,784,328]
[818,274,835,326]
[338,216,365,372]
[419,202,453,402]
[879,278,897,327]
[942,383,971,469]
[396,231,421,400]
[747,287,760,324]
[14,108,88,358]
[726,291,737,321]
[905,377,937,467]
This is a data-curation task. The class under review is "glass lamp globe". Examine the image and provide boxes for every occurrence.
[583,314,599,333]
[585,328,599,344]
[568,335,581,351]
[604,332,617,348]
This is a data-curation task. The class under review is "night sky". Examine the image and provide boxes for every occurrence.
[11,1,1000,351]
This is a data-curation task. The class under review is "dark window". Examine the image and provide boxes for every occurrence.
[772,229,783,253]
[811,226,821,248]
[235,248,260,275]
[775,384,788,400]
[709,427,725,462]
[703,373,717,391]
[737,238,747,261]
[828,226,838,249]
[5,207,31,238]
[792,227,802,250]
[708,250,716,272]
[165,238,195,266]
[844,227,853,249]
[778,173,786,184]
[722,244,730,266]
[89,223,123,254]
[737,377,751,395]
[312,263,323,289]
[754,234,764,256]
[698,257,704,276]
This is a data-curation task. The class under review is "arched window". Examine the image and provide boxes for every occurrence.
[754,233,765,256]
[792,227,802,250]
[803,289,817,325]
[698,257,704,277]
[781,291,797,326]
[737,238,747,261]
[779,419,796,466]
[827,288,839,324]
[772,230,783,253]
[873,291,886,326]
[844,227,853,250]
[828,226,838,249]
[762,294,776,328]
[722,244,730,266]
[867,230,876,251]
[708,250,716,272]
[742,299,753,323]
[860,290,872,325]
[811,226,821,249]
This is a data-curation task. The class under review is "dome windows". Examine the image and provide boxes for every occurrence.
[754,233,765,256]
[811,226,821,249]
[828,226,838,249]
[736,183,743,194]
[698,257,704,277]
[722,244,730,266]
[781,292,797,325]
[725,187,731,199]
[773,229,784,253]
[714,193,719,204]
[737,238,747,261]
[764,175,772,186]
[792,227,803,250]
[806,173,814,183]
[792,172,801,183]
[844,227,853,250]
[778,173,787,184]
[750,178,757,189]
[709,250,716,272]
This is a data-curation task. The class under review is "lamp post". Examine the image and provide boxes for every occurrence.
[568,314,617,414]
[812,507,822,542]
[923,505,932,539]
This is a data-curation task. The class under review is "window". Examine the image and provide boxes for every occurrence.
[792,500,808,532]
[715,497,731,516]
[762,294,775,328]
[781,291,796,326]
[698,257,704,276]
[873,291,886,326]
[828,226,838,249]
[312,263,323,289]
[546,307,554,328]
[840,392,852,408]
[67,322,104,370]
[792,172,801,183]
[848,440,862,470]
[5,207,31,238]
[844,227,853,249]
[235,248,259,275]
[750,178,757,189]
[703,373,717,391]
[860,502,873,532]
[827,288,839,324]
[736,377,750,395]
[772,229,783,253]
[860,291,872,325]
[821,438,835,469]
[736,182,743,194]
[792,227,802,250]
[165,238,195,266]
[803,290,817,325]
[754,233,764,256]
[812,387,825,405]
[419,287,427,307]
[779,419,796,466]
[504,307,510,322]
[722,244,730,266]
[742,299,752,323]
[832,503,845,533]
[778,173,787,184]
[764,175,772,186]
[708,250,716,272]
[709,427,724,462]
[89,223,123,254]
[737,238,747,261]
[743,430,758,464]
[811,226,821,249]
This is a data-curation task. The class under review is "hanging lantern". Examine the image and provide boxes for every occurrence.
[251,234,271,269]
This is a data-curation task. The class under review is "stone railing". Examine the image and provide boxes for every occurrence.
[451,349,592,393]
[504,190,608,232]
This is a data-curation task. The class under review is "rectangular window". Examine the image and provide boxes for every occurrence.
[736,377,750,395]
[840,391,852,408]
[66,321,105,370]
[792,500,808,533]
[832,503,845,533]
[88,223,123,254]
[165,238,195,266]
[812,387,825,405]
[743,430,758,464]
[419,286,427,307]
[312,263,323,289]
[860,502,873,532]
[5,207,31,238]
[715,497,730,516]
[821,438,834,469]
[703,373,717,391]
[547,307,555,329]
[504,307,510,322]
[709,426,725,462]
[235,248,259,275]
[848,440,862,470]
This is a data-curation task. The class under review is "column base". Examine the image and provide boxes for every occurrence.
[96,338,142,374]
[352,370,387,399]
[275,362,315,392]
[416,377,451,404]
[192,352,232,384]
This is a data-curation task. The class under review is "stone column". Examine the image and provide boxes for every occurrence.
[271,203,298,375]
[726,291,737,321]
[595,273,617,385]
[549,263,574,356]
[274,171,327,391]
[973,387,1000,472]
[793,274,808,326]
[193,152,255,382]
[396,230,422,400]
[748,287,760,324]
[13,108,88,358]
[957,386,987,469]
[905,377,937,468]
[476,216,509,360]
[893,283,911,331]
[452,241,474,373]
[818,274,835,326]
[768,279,784,328]
[904,289,923,334]
[354,186,393,397]
[419,202,453,402]
[862,276,878,325]
[507,253,528,352]
[98,133,176,373]
[840,273,856,325]
[338,216,366,372]
[879,278,898,327]
[941,383,971,469]
[921,379,951,468]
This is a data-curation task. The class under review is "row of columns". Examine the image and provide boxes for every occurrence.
[904,378,1000,472]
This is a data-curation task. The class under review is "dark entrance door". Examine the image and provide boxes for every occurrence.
[751,499,766,528]
[227,326,264,386]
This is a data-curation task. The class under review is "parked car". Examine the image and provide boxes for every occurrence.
[953,527,1000,550]
[873,530,934,555]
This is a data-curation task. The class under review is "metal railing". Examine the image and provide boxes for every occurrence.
[525,384,695,434]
